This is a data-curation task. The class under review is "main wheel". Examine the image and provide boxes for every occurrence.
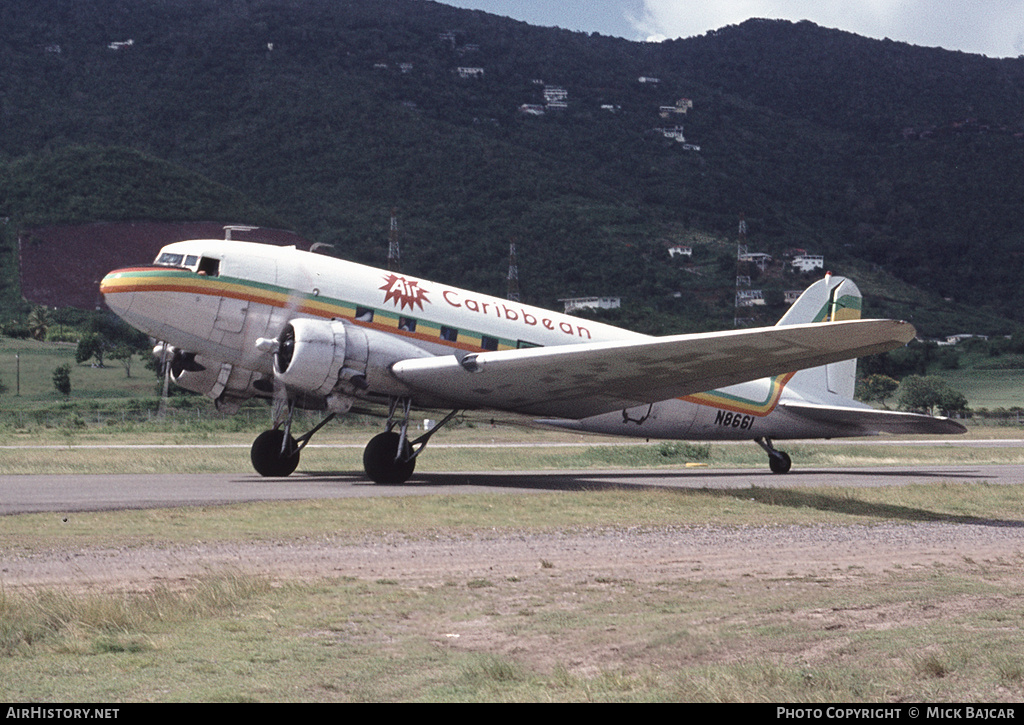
[251,429,300,477]
[768,450,792,474]
[363,431,416,484]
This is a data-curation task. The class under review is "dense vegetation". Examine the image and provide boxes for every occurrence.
[1,0,1023,337]
[0,146,275,227]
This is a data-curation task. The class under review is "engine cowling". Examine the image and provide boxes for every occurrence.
[159,345,260,410]
[273,318,432,399]
[164,348,219,395]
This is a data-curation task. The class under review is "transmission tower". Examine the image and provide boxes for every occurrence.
[507,240,520,302]
[387,208,401,272]
[735,213,750,326]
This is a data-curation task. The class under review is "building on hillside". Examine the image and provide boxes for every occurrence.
[655,126,686,142]
[659,99,693,118]
[560,296,621,314]
[668,245,692,258]
[544,86,568,103]
[736,289,765,307]
[943,333,989,345]
[738,251,772,272]
[791,254,824,272]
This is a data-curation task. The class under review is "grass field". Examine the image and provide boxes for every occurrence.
[1,476,1023,702]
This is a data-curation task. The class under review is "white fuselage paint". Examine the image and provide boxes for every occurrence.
[101,239,864,440]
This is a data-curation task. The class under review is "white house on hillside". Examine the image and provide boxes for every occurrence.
[560,296,621,314]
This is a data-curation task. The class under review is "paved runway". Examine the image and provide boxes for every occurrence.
[2,465,1022,515]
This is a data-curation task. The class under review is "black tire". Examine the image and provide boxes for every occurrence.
[250,429,300,477]
[363,431,416,484]
[768,450,792,474]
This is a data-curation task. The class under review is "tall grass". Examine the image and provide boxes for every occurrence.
[0,574,271,656]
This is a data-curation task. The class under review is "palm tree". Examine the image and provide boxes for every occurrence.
[27,306,51,341]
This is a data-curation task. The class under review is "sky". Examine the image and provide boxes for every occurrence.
[439,0,1024,58]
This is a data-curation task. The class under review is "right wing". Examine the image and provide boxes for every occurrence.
[391,318,916,418]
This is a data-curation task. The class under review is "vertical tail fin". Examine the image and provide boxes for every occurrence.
[776,275,863,401]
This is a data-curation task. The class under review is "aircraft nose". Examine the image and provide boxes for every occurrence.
[99,269,135,316]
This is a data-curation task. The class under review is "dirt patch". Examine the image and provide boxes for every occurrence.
[3,521,1022,592]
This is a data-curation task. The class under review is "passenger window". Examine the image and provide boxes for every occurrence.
[355,307,374,322]
[440,326,458,342]
[481,336,499,351]
[399,317,417,332]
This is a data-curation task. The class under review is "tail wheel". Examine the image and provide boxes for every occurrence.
[251,429,300,477]
[768,451,792,474]
[363,431,416,484]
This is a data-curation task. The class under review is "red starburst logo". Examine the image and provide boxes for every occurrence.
[380,274,430,311]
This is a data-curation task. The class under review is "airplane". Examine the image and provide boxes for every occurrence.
[99,239,965,483]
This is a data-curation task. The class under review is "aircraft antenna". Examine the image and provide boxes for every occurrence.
[388,208,401,272]
[507,240,520,302]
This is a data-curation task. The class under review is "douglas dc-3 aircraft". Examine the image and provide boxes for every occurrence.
[100,239,965,483]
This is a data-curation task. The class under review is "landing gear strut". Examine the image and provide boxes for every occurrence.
[363,398,459,484]
[250,398,337,477]
[755,437,792,474]
[249,394,458,483]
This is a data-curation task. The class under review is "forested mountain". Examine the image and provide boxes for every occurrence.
[2,0,1023,336]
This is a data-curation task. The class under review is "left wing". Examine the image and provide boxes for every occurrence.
[391,318,915,418]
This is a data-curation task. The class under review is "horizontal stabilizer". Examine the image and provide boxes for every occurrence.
[779,401,968,435]
[391,318,915,418]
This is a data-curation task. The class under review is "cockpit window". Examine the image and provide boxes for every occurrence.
[198,257,220,276]
[155,252,185,267]
[153,252,218,276]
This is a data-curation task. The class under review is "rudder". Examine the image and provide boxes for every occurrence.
[777,275,862,401]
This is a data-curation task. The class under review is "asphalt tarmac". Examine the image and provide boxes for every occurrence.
[2,465,1022,515]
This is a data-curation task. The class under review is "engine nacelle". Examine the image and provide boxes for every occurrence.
[274,318,432,398]
[161,346,260,409]
[165,348,219,395]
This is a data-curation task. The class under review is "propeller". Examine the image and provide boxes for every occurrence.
[153,341,172,417]
[253,254,314,430]
[152,342,208,415]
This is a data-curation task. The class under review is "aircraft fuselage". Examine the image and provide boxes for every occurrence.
[100,239,957,481]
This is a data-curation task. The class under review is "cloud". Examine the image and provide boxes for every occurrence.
[631,0,1024,57]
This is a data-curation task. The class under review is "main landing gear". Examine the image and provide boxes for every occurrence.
[249,396,458,484]
[755,437,792,474]
[363,399,459,484]
[250,399,338,477]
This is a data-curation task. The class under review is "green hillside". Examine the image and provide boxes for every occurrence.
[1,1,1022,337]
[0,146,275,228]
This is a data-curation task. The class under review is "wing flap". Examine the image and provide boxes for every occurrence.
[391,319,915,418]
[779,401,968,435]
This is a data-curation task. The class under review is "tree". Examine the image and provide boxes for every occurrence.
[27,306,51,341]
[108,344,137,378]
[75,332,106,367]
[52,364,71,397]
[858,374,899,409]
[897,375,969,417]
